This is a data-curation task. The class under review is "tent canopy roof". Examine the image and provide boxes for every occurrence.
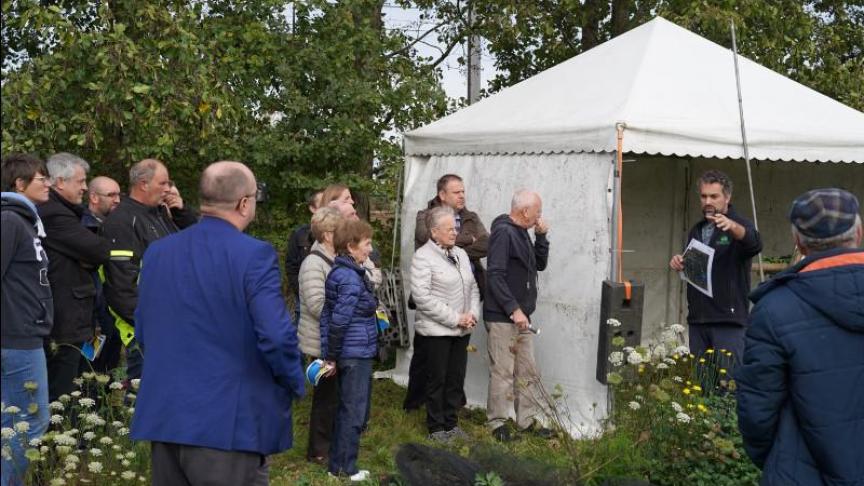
[404,17,864,163]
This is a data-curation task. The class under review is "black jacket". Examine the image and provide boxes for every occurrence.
[1,193,53,349]
[684,205,762,326]
[284,223,313,296]
[483,214,549,323]
[100,196,195,324]
[38,189,111,343]
[415,198,489,297]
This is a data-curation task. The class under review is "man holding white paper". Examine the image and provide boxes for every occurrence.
[669,170,762,365]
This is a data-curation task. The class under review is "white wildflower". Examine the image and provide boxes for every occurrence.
[608,351,624,366]
[58,394,71,403]
[70,391,82,398]
[117,427,129,436]
[606,318,622,327]
[127,407,135,415]
[1,428,16,440]
[663,357,676,366]
[656,363,669,370]
[671,401,683,413]
[670,323,686,334]
[673,345,690,356]
[628,401,641,411]
[53,434,76,446]
[50,414,64,425]
[65,454,80,463]
[122,459,131,467]
[660,330,677,343]
[64,461,77,471]
[652,344,668,360]
[88,461,103,473]
[78,398,95,408]
[66,428,78,435]
[83,431,96,441]
[55,445,72,455]
[622,346,635,354]
[121,471,136,480]
[40,445,49,454]
[139,477,146,482]
[95,374,110,384]
[4,405,21,415]
[626,351,643,365]
[109,382,123,390]
[111,421,123,428]
[99,437,113,445]
[50,479,67,486]
[49,401,64,412]
[113,445,121,451]
[14,421,30,433]
[125,451,136,459]
[130,379,141,390]
[82,372,96,381]
[28,438,42,447]
[84,413,106,426]
[676,412,692,423]
[673,376,684,383]
[126,393,136,401]
[2,445,12,460]
[89,447,102,457]
[72,378,84,387]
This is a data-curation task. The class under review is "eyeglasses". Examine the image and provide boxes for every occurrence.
[32,176,50,185]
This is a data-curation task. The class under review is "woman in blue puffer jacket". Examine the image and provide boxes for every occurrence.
[319,218,377,482]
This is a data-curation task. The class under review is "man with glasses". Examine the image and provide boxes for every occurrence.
[38,153,112,400]
[101,159,197,380]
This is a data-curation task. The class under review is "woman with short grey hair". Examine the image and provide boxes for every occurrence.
[410,205,480,442]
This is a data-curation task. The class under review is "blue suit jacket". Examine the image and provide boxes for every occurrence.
[130,217,306,455]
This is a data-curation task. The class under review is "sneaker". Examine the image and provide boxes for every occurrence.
[428,430,452,443]
[520,422,555,439]
[328,470,370,482]
[447,426,469,440]
[491,424,514,442]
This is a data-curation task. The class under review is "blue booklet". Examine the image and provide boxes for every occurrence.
[80,335,107,361]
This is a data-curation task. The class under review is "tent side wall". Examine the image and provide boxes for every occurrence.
[396,152,614,435]
[621,157,864,340]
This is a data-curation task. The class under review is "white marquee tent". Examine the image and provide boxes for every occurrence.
[390,17,864,435]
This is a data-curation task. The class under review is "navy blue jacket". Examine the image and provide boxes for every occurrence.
[483,214,549,323]
[736,248,864,485]
[320,255,378,360]
[131,217,306,455]
[684,205,761,326]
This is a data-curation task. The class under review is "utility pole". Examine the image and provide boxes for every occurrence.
[466,4,481,104]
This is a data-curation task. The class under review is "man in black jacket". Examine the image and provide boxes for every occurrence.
[39,153,111,400]
[101,159,197,380]
[404,174,490,411]
[483,190,550,442]
[284,190,323,319]
[670,170,762,365]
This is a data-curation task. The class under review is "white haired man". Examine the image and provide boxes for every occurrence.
[483,190,552,441]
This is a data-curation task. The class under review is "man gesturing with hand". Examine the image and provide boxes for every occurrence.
[483,190,552,442]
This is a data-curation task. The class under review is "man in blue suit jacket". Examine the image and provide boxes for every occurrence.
[131,161,306,485]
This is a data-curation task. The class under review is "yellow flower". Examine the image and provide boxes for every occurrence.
[638,365,645,374]
[697,404,708,413]
[672,354,680,360]
[686,380,692,386]
[719,368,727,375]
[706,348,715,354]
[719,348,727,353]
[725,351,733,357]
[692,385,703,392]
[683,388,691,395]
[698,358,706,363]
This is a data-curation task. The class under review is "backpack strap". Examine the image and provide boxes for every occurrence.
[309,249,334,266]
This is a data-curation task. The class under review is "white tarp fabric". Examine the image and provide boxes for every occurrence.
[394,152,613,436]
[404,17,864,163]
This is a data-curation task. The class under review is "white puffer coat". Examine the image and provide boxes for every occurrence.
[410,240,480,337]
[298,241,335,356]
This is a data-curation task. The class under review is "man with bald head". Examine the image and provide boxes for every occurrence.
[131,162,305,485]
[101,159,197,380]
[86,176,121,222]
[484,190,552,442]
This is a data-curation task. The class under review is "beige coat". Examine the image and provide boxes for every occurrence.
[297,241,335,357]
[410,240,480,337]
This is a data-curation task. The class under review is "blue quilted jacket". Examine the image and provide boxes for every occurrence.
[737,248,864,486]
[320,255,378,360]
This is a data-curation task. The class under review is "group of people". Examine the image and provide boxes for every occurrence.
[2,152,861,486]
[2,153,196,486]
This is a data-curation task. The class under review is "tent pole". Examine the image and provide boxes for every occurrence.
[611,123,626,283]
[730,21,765,283]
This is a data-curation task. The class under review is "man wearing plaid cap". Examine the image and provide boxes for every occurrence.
[737,188,863,486]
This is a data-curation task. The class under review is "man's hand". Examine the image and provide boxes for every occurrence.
[163,187,184,210]
[707,213,746,240]
[510,308,529,331]
[535,218,549,235]
[670,254,684,271]
[457,313,477,329]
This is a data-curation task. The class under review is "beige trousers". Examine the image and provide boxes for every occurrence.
[486,321,543,430]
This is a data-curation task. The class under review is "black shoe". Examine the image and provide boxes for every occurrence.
[521,423,555,439]
[492,425,514,442]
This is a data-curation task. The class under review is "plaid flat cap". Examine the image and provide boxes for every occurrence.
[789,188,860,239]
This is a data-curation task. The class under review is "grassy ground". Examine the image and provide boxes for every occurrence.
[267,378,649,485]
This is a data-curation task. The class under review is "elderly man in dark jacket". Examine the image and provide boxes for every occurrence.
[737,188,863,486]
[39,153,111,400]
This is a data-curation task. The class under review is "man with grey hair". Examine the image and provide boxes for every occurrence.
[37,152,112,399]
[483,189,551,441]
[737,188,862,485]
[101,159,197,380]
[131,161,305,485]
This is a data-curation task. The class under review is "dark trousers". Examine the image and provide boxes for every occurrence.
[329,358,373,476]
[403,332,427,410]
[47,344,82,401]
[688,323,745,367]
[126,338,144,380]
[91,328,122,374]
[307,370,339,461]
[422,334,470,433]
[151,441,268,486]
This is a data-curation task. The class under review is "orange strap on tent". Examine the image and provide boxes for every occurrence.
[623,280,632,301]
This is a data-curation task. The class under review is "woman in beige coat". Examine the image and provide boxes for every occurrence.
[410,206,481,441]
[298,206,342,463]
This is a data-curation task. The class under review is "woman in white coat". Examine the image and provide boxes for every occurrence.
[298,205,342,463]
[410,206,481,441]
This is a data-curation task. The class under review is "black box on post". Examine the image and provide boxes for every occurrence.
[596,280,644,384]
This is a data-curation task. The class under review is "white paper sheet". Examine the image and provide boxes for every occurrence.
[680,239,715,298]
